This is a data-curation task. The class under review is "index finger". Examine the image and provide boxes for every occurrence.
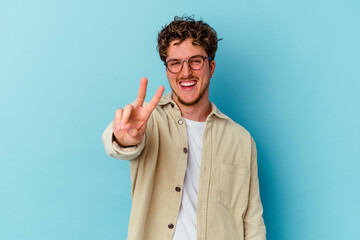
[135,77,148,107]
[145,86,165,113]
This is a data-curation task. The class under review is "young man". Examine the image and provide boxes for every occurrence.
[102,16,266,240]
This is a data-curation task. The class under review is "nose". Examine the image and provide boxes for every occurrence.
[180,60,192,77]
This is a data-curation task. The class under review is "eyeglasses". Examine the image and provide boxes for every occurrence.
[164,55,212,74]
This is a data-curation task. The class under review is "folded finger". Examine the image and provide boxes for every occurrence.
[114,108,123,130]
[120,104,133,129]
[126,125,140,138]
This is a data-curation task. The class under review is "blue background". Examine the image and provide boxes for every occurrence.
[1,0,359,239]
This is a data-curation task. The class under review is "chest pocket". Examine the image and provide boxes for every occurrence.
[217,163,250,210]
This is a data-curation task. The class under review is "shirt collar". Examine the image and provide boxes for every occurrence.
[158,92,229,120]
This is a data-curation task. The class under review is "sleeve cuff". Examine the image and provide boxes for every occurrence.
[111,134,146,160]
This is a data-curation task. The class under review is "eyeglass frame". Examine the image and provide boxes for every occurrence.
[164,55,213,74]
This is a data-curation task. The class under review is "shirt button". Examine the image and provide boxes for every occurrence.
[168,223,174,229]
[170,103,175,108]
[183,148,188,153]
[175,186,181,192]
[178,119,183,125]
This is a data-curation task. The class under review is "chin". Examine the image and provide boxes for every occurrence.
[177,95,202,106]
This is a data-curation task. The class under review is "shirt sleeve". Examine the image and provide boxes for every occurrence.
[244,136,267,239]
[102,121,146,161]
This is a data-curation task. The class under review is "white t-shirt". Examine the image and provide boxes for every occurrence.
[172,118,206,240]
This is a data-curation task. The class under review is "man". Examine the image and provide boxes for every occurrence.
[102,16,266,240]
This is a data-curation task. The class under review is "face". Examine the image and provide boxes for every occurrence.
[165,39,215,106]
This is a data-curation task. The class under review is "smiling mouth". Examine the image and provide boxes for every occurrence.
[179,80,197,89]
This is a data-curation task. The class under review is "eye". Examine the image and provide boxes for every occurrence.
[190,57,202,64]
[169,60,180,66]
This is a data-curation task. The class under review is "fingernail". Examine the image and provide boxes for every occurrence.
[120,123,125,129]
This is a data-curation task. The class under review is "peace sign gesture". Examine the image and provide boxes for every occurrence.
[113,77,165,147]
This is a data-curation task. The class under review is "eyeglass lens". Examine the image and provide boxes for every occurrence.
[167,56,205,73]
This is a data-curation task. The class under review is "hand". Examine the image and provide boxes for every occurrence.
[113,77,165,147]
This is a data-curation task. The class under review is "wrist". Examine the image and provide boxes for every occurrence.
[113,134,138,148]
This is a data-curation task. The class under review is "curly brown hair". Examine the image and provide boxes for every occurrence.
[157,16,221,62]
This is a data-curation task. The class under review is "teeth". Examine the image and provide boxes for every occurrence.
[180,81,196,87]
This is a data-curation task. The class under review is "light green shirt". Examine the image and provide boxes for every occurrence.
[102,92,266,240]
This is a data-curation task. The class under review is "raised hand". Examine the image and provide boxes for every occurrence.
[113,77,165,147]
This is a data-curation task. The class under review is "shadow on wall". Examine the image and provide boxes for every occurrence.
[211,45,285,239]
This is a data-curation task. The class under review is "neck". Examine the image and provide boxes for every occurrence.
[172,92,212,122]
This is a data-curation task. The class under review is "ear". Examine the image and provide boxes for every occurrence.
[209,60,216,78]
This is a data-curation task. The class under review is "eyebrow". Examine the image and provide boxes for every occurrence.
[166,55,203,62]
